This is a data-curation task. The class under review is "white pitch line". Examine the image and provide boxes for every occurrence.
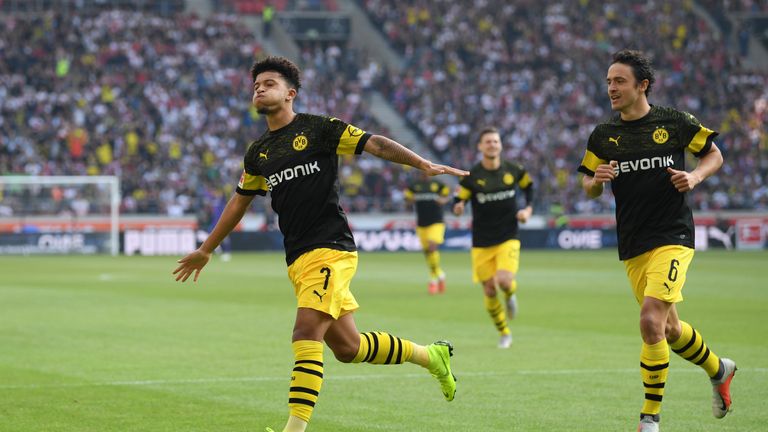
[2,368,765,390]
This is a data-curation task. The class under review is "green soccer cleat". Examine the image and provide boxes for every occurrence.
[427,340,457,401]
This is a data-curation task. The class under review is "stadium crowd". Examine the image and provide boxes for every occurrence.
[0,1,766,222]
[362,0,768,213]
[0,9,398,219]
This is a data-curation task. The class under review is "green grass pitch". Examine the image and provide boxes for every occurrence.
[1,250,766,431]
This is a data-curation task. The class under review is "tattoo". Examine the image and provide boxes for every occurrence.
[365,135,426,169]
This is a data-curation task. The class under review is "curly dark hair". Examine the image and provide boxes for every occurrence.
[611,49,655,96]
[250,56,302,91]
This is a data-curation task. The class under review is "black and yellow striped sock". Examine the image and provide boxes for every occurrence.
[640,340,669,416]
[425,250,441,279]
[670,321,721,378]
[501,280,518,299]
[484,295,510,335]
[352,332,415,365]
[288,340,323,423]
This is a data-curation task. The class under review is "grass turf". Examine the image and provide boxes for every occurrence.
[1,250,766,431]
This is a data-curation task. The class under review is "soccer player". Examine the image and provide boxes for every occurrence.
[577,50,736,432]
[404,170,451,294]
[172,56,466,432]
[453,127,533,349]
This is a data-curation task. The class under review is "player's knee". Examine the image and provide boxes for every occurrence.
[482,281,496,296]
[639,314,665,342]
[665,320,682,342]
[330,344,358,363]
[497,274,514,289]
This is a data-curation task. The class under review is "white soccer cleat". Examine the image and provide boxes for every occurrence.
[637,414,659,432]
[505,293,518,320]
[711,358,737,419]
[498,333,513,349]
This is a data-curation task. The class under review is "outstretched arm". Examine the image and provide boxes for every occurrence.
[173,193,255,282]
[364,135,468,177]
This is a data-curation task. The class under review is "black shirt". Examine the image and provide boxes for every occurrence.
[236,113,371,265]
[577,105,718,260]
[405,179,450,227]
[458,160,533,247]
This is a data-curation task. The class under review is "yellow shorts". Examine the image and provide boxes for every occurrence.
[471,239,520,283]
[416,223,446,250]
[624,245,694,304]
[287,248,359,319]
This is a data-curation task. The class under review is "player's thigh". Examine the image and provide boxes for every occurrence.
[287,248,360,319]
[417,223,445,249]
[625,246,693,304]
[495,239,520,275]
[472,244,499,283]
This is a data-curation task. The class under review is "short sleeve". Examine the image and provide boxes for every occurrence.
[577,131,607,176]
[323,116,372,155]
[679,112,718,157]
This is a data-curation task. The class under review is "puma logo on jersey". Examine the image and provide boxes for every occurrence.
[608,136,621,146]
[477,179,486,186]
[259,149,269,159]
[313,290,327,302]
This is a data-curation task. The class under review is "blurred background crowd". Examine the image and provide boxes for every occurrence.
[1,0,766,224]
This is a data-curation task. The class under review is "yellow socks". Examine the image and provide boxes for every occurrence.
[288,341,323,423]
[351,332,415,365]
[640,340,669,416]
[484,295,510,335]
[425,250,442,279]
[670,321,721,378]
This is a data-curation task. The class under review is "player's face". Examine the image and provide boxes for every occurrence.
[478,132,502,159]
[606,62,647,112]
[252,71,295,114]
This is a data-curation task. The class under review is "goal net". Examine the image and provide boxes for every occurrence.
[0,176,120,255]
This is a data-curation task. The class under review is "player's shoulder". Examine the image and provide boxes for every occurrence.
[470,161,485,171]
[246,130,270,152]
[430,177,447,186]
[592,112,622,132]
[653,105,701,126]
[501,159,525,172]
[294,112,327,126]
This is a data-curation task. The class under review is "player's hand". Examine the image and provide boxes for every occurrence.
[516,206,532,223]
[173,249,211,282]
[592,160,618,185]
[453,201,465,216]
[667,167,701,192]
[422,161,469,177]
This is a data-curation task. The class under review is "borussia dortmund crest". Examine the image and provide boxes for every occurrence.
[652,128,669,144]
[293,134,308,151]
[503,173,514,185]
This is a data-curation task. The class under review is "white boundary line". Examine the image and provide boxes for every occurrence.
[2,368,765,390]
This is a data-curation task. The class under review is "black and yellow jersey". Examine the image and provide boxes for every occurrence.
[404,179,450,227]
[577,105,718,260]
[458,160,533,247]
[236,113,371,265]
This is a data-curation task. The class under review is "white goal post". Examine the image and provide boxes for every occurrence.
[0,175,120,256]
